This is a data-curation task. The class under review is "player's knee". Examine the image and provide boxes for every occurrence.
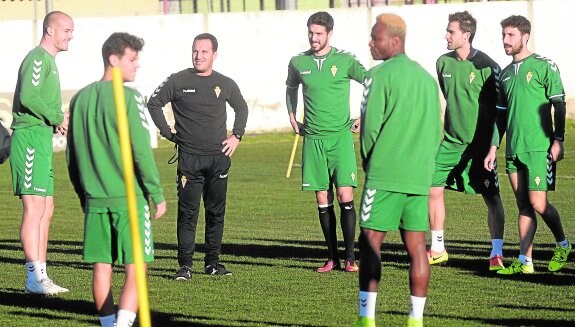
[530,200,549,215]
[336,188,353,203]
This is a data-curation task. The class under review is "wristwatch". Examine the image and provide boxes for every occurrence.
[233,133,242,141]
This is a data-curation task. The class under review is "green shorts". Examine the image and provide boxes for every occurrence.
[506,152,555,191]
[83,200,154,265]
[359,188,428,232]
[302,131,358,191]
[431,143,500,195]
[10,126,54,196]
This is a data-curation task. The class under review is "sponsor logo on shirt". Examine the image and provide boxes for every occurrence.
[300,70,311,75]
[502,77,511,83]
[442,73,452,78]
[183,89,196,93]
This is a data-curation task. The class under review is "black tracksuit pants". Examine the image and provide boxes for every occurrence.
[176,151,231,268]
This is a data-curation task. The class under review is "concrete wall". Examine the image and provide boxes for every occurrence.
[0,0,572,148]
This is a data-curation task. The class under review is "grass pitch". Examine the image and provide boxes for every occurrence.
[0,129,574,326]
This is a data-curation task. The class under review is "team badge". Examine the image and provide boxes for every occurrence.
[181,175,187,188]
[526,71,533,83]
[534,176,541,186]
[351,172,356,182]
[330,65,338,77]
[484,179,490,188]
[469,72,475,84]
[214,86,221,98]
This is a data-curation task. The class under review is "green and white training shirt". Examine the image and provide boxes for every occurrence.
[67,81,164,209]
[437,49,500,150]
[286,47,366,139]
[361,54,442,195]
[12,46,65,130]
[497,53,565,156]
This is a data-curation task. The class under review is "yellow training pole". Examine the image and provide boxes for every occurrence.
[286,109,304,178]
[286,134,300,178]
[112,67,151,327]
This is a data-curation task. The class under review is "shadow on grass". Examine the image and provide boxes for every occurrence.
[0,288,316,327]
[0,238,83,256]
[384,309,575,326]
[0,288,96,324]
[152,237,575,285]
[2,237,573,286]
[151,311,320,326]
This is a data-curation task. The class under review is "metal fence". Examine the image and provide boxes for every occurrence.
[159,0,497,14]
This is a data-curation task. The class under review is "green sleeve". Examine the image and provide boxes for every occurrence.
[360,74,385,162]
[349,56,367,84]
[127,89,165,205]
[19,56,64,126]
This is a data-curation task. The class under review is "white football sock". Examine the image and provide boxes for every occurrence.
[409,295,427,319]
[116,309,137,327]
[430,230,444,252]
[518,255,532,266]
[39,262,48,280]
[26,261,42,284]
[359,291,377,318]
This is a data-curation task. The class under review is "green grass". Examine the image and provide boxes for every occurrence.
[0,126,574,326]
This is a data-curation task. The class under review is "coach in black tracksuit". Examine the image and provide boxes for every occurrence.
[147,33,248,279]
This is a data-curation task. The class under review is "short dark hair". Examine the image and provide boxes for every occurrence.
[500,15,531,35]
[448,11,477,43]
[102,32,144,68]
[307,11,334,32]
[194,33,218,51]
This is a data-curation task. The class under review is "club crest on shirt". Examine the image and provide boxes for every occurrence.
[181,175,187,188]
[469,72,475,84]
[331,65,338,77]
[526,71,533,83]
[534,176,541,186]
[214,86,221,98]
[351,172,356,182]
